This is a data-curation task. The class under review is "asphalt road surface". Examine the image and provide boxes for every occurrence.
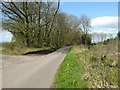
[1,47,70,88]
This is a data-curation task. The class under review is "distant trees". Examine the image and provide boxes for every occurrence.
[91,32,98,43]
[1,1,92,49]
[91,32,116,45]
[100,33,107,42]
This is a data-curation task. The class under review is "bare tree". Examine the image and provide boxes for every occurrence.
[79,15,91,45]
[79,15,91,34]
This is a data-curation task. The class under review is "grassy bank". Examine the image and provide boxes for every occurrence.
[0,42,56,55]
[53,45,118,88]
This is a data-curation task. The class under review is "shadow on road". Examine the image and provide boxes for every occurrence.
[23,46,71,55]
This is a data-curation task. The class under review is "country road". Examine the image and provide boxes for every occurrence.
[1,47,70,88]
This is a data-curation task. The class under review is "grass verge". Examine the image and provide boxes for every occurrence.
[52,46,87,88]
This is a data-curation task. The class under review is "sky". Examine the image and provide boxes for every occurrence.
[0,2,118,43]
[60,2,118,19]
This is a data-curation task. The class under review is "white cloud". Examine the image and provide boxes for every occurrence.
[91,16,118,37]
[91,16,118,29]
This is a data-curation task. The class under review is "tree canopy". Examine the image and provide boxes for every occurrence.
[1,1,92,49]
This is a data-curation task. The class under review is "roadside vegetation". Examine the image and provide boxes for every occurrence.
[53,37,119,88]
